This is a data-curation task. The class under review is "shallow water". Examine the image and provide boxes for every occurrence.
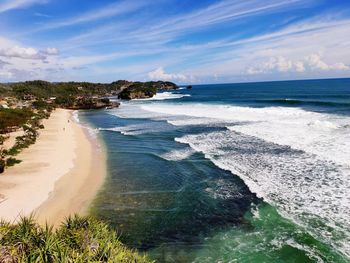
[80,78,350,262]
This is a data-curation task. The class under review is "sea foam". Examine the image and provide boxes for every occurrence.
[135,91,190,101]
[135,102,350,257]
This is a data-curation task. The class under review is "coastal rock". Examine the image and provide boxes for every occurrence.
[71,97,120,110]
[118,83,157,100]
[118,81,179,100]
[157,81,178,90]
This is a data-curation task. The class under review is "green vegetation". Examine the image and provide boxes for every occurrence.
[0,159,4,173]
[118,82,158,100]
[7,80,127,102]
[0,135,5,145]
[72,97,120,110]
[118,81,178,100]
[5,157,22,166]
[0,108,34,134]
[0,84,11,96]
[1,79,178,107]
[32,100,54,112]
[0,108,49,173]
[0,215,153,263]
[5,132,37,156]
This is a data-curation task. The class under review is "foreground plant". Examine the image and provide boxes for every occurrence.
[0,215,153,263]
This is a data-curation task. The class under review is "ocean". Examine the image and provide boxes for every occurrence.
[79,78,350,263]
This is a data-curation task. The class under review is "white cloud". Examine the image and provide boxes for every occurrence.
[0,44,59,60]
[305,54,350,71]
[304,54,329,70]
[148,67,188,82]
[0,0,46,13]
[0,68,39,80]
[294,61,305,72]
[36,0,307,55]
[0,45,45,60]
[247,56,302,74]
[1,1,350,83]
[44,47,59,55]
[0,59,11,68]
[133,0,307,43]
[331,62,350,70]
[0,70,13,78]
[35,0,148,31]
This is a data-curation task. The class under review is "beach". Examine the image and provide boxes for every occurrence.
[0,109,106,225]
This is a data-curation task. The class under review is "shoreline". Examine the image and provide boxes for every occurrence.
[0,109,106,225]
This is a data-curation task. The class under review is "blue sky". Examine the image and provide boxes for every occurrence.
[0,0,350,84]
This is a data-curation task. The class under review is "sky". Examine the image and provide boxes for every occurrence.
[0,0,350,84]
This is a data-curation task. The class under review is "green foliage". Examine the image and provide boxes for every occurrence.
[2,80,178,108]
[0,108,33,133]
[9,80,126,102]
[0,215,153,263]
[55,96,75,107]
[11,80,55,99]
[0,159,4,173]
[0,84,12,96]
[32,100,54,112]
[5,131,37,157]
[5,157,22,166]
[118,83,157,100]
[0,108,47,172]
[100,98,110,104]
[37,110,51,119]
[5,146,20,156]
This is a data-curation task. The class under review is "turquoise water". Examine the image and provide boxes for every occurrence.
[80,78,350,262]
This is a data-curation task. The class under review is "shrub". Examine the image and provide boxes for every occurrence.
[0,215,153,262]
[32,100,53,111]
[0,159,5,173]
[5,146,21,156]
[6,157,22,166]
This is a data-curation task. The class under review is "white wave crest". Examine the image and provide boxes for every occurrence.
[141,103,350,166]
[108,100,350,257]
[160,147,196,161]
[136,92,190,101]
[176,131,350,258]
[72,110,80,123]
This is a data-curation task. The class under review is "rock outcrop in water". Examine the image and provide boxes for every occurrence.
[71,97,120,110]
[118,81,178,100]
[157,81,178,90]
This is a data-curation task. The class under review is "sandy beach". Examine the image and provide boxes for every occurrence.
[0,109,106,225]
